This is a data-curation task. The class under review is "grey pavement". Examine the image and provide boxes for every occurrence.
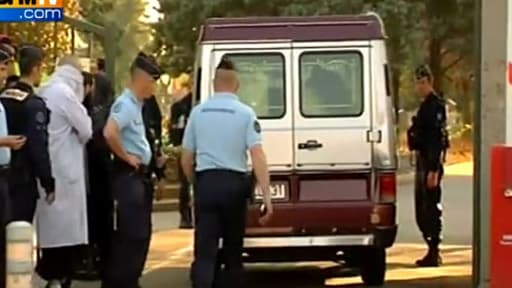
[396,174,473,246]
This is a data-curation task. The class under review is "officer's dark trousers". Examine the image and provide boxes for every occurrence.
[414,153,444,247]
[0,171,9,288]
[191,169,248,288]
[177,161,192,225]
[7,181,37,223]
[106,168,152,288]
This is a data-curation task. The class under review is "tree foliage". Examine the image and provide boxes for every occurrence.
[154,0,474,121]
[0,0,80,69]
[79,0,151,92]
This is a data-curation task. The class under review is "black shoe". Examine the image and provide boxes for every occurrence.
[61,277,72,288]
[415,250,442,267]
[179,220,193,229]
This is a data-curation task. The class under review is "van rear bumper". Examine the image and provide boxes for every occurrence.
[243,225,397,249]
[244,234,374,248]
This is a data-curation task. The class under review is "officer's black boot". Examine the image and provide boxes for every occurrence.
[416,240,442,267]
[179,208,193,229]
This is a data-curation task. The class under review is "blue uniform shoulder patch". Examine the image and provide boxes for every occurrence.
[35,111,46,124]
[113,102,123,113]
[254,120,261,133]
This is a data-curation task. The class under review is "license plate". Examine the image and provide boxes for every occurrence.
[254,182,287,200]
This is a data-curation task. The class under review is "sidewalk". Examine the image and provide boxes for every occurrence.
[397,161,473,185]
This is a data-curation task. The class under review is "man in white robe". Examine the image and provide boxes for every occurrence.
[34,55,92,288]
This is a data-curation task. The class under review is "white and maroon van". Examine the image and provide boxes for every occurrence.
[194,13,398,286]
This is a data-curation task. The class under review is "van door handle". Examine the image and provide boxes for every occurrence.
[298,140,323,150]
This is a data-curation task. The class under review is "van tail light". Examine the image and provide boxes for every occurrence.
[379,173,396,203]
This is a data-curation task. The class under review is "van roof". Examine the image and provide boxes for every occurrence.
[198,14,386,43]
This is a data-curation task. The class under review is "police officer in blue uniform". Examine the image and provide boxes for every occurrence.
[0,48,26,288]
[407,65,449,267]
[0,45,55,223]
[181,58,274,288]
[102,52,161,288]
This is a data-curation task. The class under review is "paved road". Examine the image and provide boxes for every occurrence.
[76,165,473,287]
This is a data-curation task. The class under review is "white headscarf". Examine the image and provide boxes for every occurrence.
[40,64,84,102]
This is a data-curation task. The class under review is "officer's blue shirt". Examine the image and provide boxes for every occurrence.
[0,101,10,165]
[110,89,152,165]
[182,92,262,172]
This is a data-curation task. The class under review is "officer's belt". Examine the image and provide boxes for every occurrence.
[196,169,246,178]
[112,158,148,176]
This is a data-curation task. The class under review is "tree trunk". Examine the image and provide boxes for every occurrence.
[461,77,472,125]
[392,66,401,109]
[429,36,443,92]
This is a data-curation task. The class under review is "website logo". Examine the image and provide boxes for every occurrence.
[0,0,64,22]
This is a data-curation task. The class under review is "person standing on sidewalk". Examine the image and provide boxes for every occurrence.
[85,58,115,280]
[34,55,93,288]
[143,93,166,201]
[0,45,55,223]
[0,48,26,288]
[407,64,449,267]
[181,58,273,288]
[102,52,161,288]
[169,75,193,228]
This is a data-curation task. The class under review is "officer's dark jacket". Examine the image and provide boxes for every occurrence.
[168,93,192,146]
[408,92,448,172]
[0,81,54,194]
[143,95,164,180]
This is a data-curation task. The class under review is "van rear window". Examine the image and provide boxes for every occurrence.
[224,53,285,119]
[299,52,363,118]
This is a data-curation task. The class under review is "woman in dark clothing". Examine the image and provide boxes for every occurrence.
[77,69,115,283]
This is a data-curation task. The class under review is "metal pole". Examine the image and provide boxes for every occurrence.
[71,27,76,55]
[103,23,117,92]
[472,0,482,286]
[6,222,34,288]
[480,0,512,286]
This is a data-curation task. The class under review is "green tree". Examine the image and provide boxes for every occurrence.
[1,0,81,70]
[79,0,151,92]
[153,0,474,125]
[424,0,473,91]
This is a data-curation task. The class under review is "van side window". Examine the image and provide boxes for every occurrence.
[194,67,201,104]
[384,64,391,97]
[224,53,285,119]
[299,52,363,117]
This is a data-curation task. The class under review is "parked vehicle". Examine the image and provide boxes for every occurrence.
[194,12,398,286]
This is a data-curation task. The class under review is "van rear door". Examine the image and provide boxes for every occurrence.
[292,43,373,171]
[210,44,293,171]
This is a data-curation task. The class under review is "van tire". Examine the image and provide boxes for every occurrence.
[360,247,386,286]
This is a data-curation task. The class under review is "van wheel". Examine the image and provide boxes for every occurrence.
[360,247,386,286]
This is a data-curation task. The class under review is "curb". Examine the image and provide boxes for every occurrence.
[153,199,179,212]
[397,171,415,185]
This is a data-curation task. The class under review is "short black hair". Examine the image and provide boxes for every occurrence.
[217,58,236,71]
[97,58,105,71]
[82,71,94,87]
[18,45,44,77]
[415,64,433,81]
[0,36,16,55]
